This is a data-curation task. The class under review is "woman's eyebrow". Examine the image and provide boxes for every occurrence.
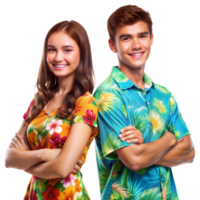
[47,45,74,48]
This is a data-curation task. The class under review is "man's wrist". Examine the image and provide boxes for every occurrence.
[164,132,177,147]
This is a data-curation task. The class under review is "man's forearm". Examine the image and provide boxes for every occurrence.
[5,148,44,170]
[155,135,195,167]
[133,132,177,169]
[25,157,69,179]
[117,132,177,170]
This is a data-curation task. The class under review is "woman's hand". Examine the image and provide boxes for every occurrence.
[10,134,30,150]
[119,125,143,144]
[71,159,83,174]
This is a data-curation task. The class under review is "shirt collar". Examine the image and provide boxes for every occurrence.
[110,66,154,90]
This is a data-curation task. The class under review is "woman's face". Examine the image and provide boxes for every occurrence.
[46,31,80,78]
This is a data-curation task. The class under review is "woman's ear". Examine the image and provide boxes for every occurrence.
[108,38,117,53]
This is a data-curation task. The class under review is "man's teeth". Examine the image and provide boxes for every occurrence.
[133,53,142,56]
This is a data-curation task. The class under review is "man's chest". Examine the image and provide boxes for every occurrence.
[120,88,171,142]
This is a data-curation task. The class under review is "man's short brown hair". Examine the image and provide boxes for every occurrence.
[107,5,153,42]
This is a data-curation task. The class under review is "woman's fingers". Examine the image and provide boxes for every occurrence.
[72,169,78,174]
[78,159,83,166]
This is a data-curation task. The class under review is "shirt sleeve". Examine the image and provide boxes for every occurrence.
[72,93,98,128]
[23,100,35,120]
[167,93,190,140]
[94,89,134,160]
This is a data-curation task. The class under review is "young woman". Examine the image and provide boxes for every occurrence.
[5,20,98,200]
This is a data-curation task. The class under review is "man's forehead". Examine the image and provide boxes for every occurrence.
[116,21,150,37]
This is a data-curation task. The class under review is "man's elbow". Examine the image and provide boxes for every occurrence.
[125,157,144,171]
[188,148,195,163]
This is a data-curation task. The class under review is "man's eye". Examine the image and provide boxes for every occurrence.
[140,35,146,38]
[123,37,129,41]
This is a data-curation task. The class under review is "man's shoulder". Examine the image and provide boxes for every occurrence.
[94,75,120,95]
[153,82,172,97]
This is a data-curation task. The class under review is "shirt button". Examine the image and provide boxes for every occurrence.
[161,175,163,178]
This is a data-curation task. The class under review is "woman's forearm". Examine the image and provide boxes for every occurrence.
[5,148,44,170]
[25,157,69,179]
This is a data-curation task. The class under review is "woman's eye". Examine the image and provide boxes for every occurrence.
[64,49,72,52]
[47,48,55,52]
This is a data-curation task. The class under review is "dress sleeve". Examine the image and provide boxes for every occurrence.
[23,100,35,120]
[72,93,98,128]
[94,89,134,160]
[167,93,190,140]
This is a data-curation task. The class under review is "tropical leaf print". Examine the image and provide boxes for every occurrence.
[156,85,169,94]
[27,124,36,134]
[170,96,176,115]
[127,179,144,200]
[139,187,162,200]
[149,111,165,135]
[99,91,117,113]
[136,168,149,175]
[102,132,122,159]
[73,116,84,123]
[160,167,171,200]
[111,182,131,200]
[152,98,166,113]
[111,68,129,83]
[110,161,124,180]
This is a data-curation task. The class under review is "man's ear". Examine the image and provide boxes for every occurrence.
[108,38,117,53]
[150,33,154,46]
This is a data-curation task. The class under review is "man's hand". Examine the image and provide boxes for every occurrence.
[119,125,143,144]
[10,134,30,150]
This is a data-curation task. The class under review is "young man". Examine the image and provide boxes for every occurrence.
[94,5,195,200]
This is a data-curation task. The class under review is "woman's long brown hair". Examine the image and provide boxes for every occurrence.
[25,21,94,123]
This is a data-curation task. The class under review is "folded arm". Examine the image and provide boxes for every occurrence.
[116,131,177,171]
[5,122,43,169]
[155,135,195,167]
[25,123,92,179]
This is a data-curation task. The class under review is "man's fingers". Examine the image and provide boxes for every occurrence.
[120,134,136,141]
[120,125,136,133]
[127,138,144,144]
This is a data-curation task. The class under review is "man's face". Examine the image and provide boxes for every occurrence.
[109,21,153,70]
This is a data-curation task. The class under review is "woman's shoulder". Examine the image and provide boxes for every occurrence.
[75,91,97,107]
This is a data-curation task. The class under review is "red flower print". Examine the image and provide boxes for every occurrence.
[42,186,60,200]
[29,190,38,200]
[23,100,35,120]
[83,109,95,126]
[36,143,45,150]
[49,133,67,149]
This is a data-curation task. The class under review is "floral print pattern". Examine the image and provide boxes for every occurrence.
[94,67,190,200]
[23,92,98,200]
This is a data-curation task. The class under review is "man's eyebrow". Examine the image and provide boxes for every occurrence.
[138,31,149,35]
[119,34,132,40]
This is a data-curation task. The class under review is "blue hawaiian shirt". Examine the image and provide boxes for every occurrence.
[94,66,190,200]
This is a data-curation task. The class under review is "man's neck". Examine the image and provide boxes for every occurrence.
[119,65,145,90]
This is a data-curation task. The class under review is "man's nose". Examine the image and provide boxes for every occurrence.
[132,38,141,50]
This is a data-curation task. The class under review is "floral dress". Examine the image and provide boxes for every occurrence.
[23,92,98,200]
